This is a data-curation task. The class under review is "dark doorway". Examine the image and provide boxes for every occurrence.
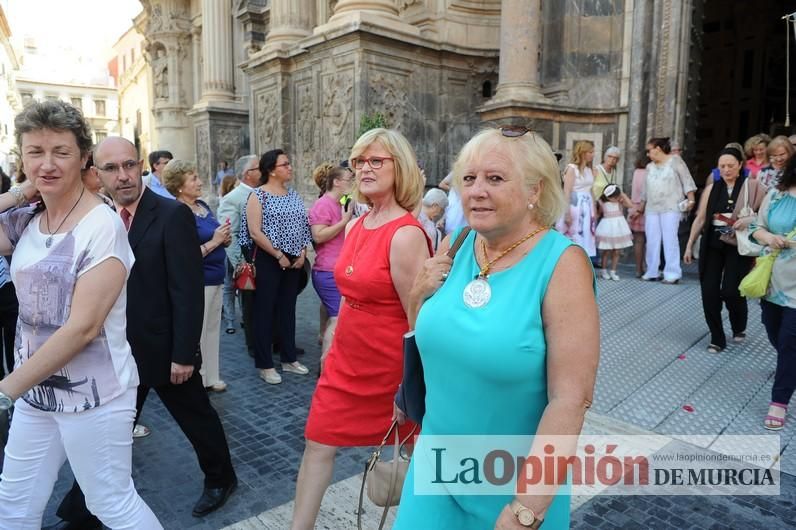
[691,0,796,179]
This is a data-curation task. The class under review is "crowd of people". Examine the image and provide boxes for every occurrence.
[0,97,792,529]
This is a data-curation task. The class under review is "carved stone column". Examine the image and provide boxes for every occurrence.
[331,0,399,19]
[264,0,315,50]
[201,0,234,100]
[492,0,547,104]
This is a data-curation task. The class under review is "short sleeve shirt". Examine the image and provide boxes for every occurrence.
[308,194,344,271]
[0,204,138,412]
[642,157,697,214]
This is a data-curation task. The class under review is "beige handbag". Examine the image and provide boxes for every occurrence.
[735,179,763,256]
[356,420,417,530]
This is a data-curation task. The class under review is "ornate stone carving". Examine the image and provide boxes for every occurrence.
[255,89,280,151]
[322,71,354,162]
[196,126,211,186]
[294,81,316,191]
[152,46,169,100]
[368,71,409,130]
[216,127,241,166]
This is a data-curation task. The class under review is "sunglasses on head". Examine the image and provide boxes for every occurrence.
[498,125,533,138]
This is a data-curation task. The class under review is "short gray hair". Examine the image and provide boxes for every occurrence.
[235,154,258,180]
[15,100,93,156]
[605,146,621,157]
[422,187,448,209]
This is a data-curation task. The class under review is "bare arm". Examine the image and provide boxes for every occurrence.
[406,234,452,329]
[684,183,711,264]
[0,258,126,399]
[561,166,575,205]
[311,206,353,243]
[497,246,599,525]
[389,225,431,316]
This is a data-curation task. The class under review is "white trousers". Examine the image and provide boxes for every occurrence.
[200,284,224,387]
[0,388,162,530]
[643,211,683,281]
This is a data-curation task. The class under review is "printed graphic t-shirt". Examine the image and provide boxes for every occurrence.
[0,204,139,413]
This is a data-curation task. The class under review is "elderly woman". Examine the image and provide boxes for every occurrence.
[592,145,621,200]
[638,137,697,283]
[758,135,795,190]
[291,129,430,529]
[419,187,448,252]
[751,159,796,430]
[559,140,597,257]
[392,127,599,529]
[743,133,771,178]
[308,162,354,356]
[0,101,161,527]
[240,149,312,385]
[685,147,766,353]
[162,159,231,392]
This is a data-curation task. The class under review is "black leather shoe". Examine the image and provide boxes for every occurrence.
[42,517,102,530]
[192,478,238,517]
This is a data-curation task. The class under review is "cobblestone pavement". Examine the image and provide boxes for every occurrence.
[41,262,794,529]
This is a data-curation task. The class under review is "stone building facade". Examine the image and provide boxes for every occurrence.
[132,0,796,192]
[0,3,21,175]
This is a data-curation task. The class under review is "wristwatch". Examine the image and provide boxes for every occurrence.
[510,499,543,528]
[0,390,13,411]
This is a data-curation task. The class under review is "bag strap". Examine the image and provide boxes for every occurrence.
[445,227,472,259]
[356,420,419,530]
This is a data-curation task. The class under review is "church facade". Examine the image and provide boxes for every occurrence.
[132,0,791,192]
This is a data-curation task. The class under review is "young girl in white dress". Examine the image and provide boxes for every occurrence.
[596,184,634,280]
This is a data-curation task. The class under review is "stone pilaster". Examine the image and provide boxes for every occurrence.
[201,0,234,100]
[263,0,314,50]
[491,0,547,104]
[141,0,196,160]
[313,0,419,38]
[331,0,399,19]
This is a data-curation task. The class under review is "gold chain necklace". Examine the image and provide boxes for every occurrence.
[463,225,548,309]
[477,225,548,278]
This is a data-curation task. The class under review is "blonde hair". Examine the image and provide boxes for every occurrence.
[312,162,350,195]
[451,129,566,226]
[161,159,197,197]
[349,128,423,212]
[743,134,771,158]
[571,140,595,168]
[767,135,794,158]
[220,174,238,196]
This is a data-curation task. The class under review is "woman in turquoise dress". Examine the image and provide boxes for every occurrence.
[395,128,600,529]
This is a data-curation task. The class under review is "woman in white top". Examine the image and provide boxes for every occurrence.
[638,137,697,284]
[559,140,597,257]
[0,101,161,529]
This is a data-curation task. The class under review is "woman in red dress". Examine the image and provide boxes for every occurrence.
[291,129,431,529]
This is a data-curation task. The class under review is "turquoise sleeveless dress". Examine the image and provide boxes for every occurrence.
[394,229,578,530]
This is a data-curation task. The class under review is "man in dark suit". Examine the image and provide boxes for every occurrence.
[48,137,237,529]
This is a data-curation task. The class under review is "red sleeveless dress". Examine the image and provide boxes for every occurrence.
[305,212,430,446]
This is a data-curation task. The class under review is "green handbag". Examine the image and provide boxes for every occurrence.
[739,253,777,299]
[739,227,796,299]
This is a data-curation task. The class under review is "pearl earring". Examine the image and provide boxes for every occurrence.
[528,203,535,210]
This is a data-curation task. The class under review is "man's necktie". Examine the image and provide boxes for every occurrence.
[120,208,132,231]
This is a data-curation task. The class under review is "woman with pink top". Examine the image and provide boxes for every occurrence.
[743,134,770,178]
[629,155,649,277]
[308,163,354,358]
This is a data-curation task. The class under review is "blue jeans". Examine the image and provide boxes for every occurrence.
[761,300,796,404]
